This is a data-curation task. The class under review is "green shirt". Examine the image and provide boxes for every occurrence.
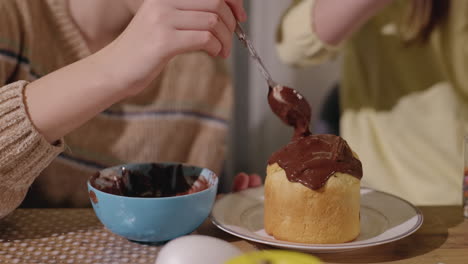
[277,0,466,205]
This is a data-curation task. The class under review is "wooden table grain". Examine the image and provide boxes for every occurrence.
[0,207,466,264]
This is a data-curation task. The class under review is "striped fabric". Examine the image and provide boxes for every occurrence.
[0,0,232,209]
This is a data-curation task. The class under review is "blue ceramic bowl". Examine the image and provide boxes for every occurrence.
[87,163,218,242]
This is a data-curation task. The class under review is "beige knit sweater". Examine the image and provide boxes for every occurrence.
[0,0,232,217]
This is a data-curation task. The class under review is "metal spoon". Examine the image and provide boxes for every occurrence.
[235,22,312,138]
[234,22,278,88]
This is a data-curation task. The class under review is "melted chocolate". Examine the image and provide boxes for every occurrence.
[268,85,311,138]
[89,190,98,204]
[268,134,362,189]
[267,85,362,189]
[89,164,209,198]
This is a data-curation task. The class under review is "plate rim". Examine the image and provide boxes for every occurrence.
[211,187,424,251]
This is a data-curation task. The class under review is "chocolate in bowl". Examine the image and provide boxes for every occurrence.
[87,163,218,243]
[90,163,211,198]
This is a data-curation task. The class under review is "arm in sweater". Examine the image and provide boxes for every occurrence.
[0,0,246,218]
[276,0,393,66]
[0,1,63,218]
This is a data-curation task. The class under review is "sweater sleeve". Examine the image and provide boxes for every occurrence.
[0,82,64,219]
[276,0,341,67]
[0,1,64,218]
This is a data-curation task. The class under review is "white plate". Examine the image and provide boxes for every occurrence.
[211,187,423,253]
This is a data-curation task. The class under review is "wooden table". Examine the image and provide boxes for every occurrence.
[0,207,466,264]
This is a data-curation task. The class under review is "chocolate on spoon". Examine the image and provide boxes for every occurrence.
[234,22,312,139]
[267,85,311,139]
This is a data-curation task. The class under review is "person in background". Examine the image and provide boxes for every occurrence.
[0,0,253,218]
[276,0,467,205]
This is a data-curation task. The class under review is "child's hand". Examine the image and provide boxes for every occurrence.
[106,0,246,94]
[22,0,246,144]
[232,173,262,192]
[132,0,246,58]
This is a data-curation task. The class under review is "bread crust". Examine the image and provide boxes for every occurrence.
[264,163,360,244]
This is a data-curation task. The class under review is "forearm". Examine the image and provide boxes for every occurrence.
[24,45,139,143]
[24,0,247,144]
[313,0,393,45]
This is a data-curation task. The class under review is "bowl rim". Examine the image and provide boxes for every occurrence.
[87,162,218,201]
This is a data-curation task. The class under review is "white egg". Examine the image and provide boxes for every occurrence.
[156,235,242,264]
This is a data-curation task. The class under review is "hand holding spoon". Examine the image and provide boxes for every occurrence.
[234,22,312,138]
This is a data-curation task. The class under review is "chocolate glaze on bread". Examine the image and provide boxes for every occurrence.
[268,134,362,190]
[267,85,362,190]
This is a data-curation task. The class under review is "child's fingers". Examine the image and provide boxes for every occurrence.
[232,173,249,192]
[225,0,247,22]
[248,174,262,188]
[172,0,236,32]
[171,10,233,57]
[175,30,223,57]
